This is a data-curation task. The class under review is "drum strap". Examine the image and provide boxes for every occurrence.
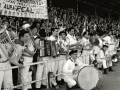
[69,57,75,63]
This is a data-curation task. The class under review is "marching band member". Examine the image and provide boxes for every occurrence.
[81,31,94,64]
[93,45,110,74]
[10,30,24,86]
[95,33,103,49]
[42,28,59,89]
[0,29,14,90]
[101,45,113,71]
[63,50,88,90]
[57,31,70,83]
[75,33,83,58]
[46,28,59,74]
[102,31,115,56]
[30,26,44,90]
[18,30,35,90]
[66,27,77,49]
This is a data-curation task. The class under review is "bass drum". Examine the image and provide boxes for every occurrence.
[77,66,103,90]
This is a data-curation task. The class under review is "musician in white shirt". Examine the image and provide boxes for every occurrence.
[46,28,59,74]
[19,30,35,90]
[93,46,107,74]
[63,50,87,90]
[0,30,14,90]
[57,31,70,82]
[30,26,44,90]
[101,45,113,71]
[102,31,115,56]
[95,33,103,48]
[66,27,77,49]
[81,31,95,64]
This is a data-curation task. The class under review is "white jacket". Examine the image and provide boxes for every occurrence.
[63,58,86,76]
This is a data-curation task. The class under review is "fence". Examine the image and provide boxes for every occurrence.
[0,50,117,90]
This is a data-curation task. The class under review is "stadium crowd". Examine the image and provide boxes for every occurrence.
[0,5,120,90]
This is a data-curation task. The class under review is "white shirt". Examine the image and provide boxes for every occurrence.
[23,40,35,56]
[0,43,10,61]
[98,37,103,48]
[81,37,90,49]
[63,58,86,76]
[47,35,56,41]
[58,37,70,51]
[93,46,109,59]
[67,34,77,45]
[97,50,109,59]
[103,36,111,45]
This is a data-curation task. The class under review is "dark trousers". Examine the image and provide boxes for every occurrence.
[11,64,18,86]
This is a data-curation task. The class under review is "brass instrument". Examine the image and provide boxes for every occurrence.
[0,24,23,62]
[0,25,13,58]
[22,23,36,53]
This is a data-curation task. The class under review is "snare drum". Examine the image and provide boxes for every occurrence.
[77,66,103,90]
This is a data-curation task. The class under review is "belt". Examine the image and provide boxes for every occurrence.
[0,59,9,63]
[60,52,66,55]
[22,54,32,57]
[83,49,90,50]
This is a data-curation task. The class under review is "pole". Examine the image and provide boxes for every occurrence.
[77,0,79,14]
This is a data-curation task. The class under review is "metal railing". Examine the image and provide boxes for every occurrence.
[0,50,117,90]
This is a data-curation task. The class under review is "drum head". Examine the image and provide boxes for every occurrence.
[78,66,99,90]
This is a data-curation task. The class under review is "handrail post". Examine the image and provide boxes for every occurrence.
[45,61,49,89]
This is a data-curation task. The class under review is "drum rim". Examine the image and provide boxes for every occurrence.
[77,66,101,90]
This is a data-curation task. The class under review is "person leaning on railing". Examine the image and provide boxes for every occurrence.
[30,25,45,90]
[17,30,35,90]
[57,30,70,84]
[0,27,15,90]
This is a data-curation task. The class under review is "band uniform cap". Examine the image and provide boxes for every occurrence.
[69,50,78,55]
[103,44,108,48]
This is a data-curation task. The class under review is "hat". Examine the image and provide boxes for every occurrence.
[69,50,78,55]
[103,45,108,48]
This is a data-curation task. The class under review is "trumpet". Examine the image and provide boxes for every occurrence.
[22,23,35,43]
[22,23,36,53]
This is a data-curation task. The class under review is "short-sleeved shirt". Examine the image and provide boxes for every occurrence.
[67,34,77,45]
[58,37,70,51]
[81,37,90,49]
[103,36,111,45]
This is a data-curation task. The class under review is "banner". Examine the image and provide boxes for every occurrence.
[0,0,48,19]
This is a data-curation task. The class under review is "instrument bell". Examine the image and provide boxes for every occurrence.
[22,24,31,29]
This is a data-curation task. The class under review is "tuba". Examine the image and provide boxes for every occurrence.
[0,24,23,63]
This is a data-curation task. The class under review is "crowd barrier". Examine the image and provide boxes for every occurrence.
[0,50,117,90]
